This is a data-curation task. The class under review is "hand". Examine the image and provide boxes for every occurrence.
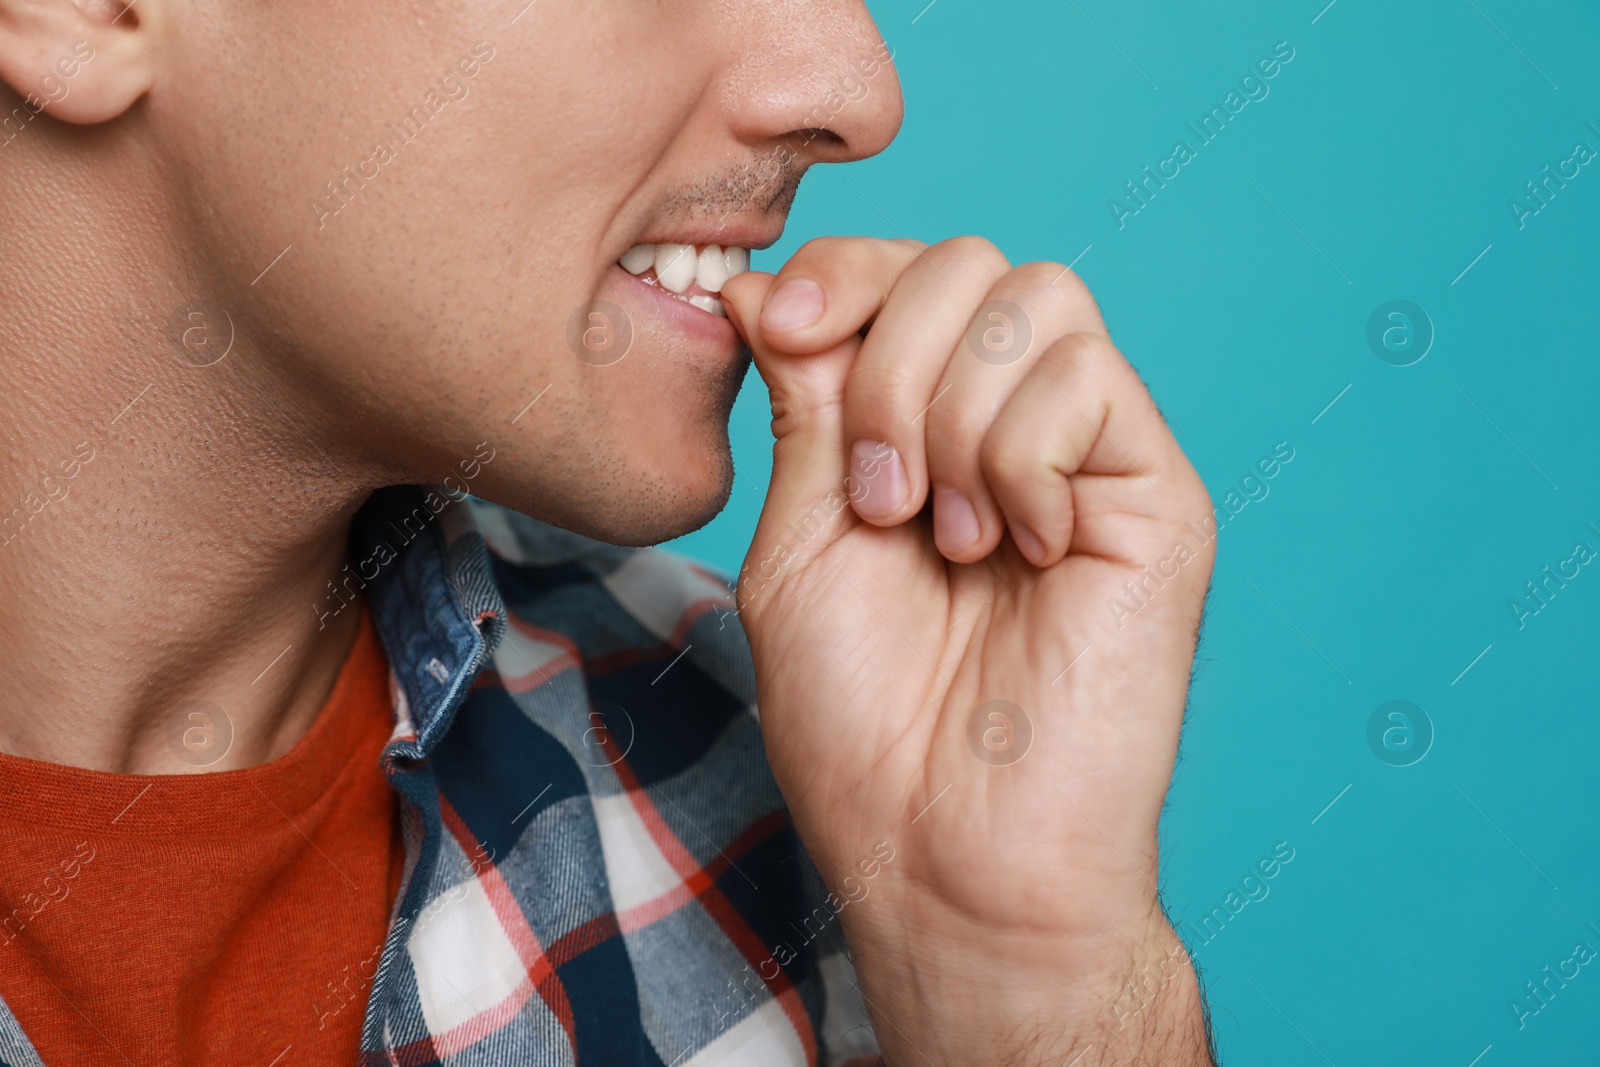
[721,237,1216,1066]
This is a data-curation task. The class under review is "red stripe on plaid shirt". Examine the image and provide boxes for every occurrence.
[480,615,583,693]
[488,603,727,696]
[392,806,785,1043]
[597,729,820,1066]
[480,612,700,693]
[614,809,792,933]
[400,798,580,1060]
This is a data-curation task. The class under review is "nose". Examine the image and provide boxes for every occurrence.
[717,0,905,167]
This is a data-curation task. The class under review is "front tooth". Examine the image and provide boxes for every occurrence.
[654,244,696,293]
[695,245,730,293]
[688,294,721,315]
[723,246,749,278]
[620,244,655,275]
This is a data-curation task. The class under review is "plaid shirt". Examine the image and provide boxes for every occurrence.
[0,486,880,1067]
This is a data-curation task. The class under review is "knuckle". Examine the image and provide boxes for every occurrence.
[789,235,859,267]
[926,394,990,456]
[1005,260,1071,294]
[926,444,987,498]
[978,421,1032,486]
[1014,265,1105,331]
[924,234,1010,275]
[845,362,921,419]
[1176,468,1215,518]
[1044,263,1096,304]
[1046,331,1122,385]
[789,236,927,290]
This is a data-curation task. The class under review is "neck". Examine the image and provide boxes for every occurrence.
[0,132,377,774]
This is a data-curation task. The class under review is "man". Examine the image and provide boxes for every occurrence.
[0,0,1217,1063]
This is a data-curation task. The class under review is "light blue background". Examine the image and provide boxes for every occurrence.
[671,1,1600,1063]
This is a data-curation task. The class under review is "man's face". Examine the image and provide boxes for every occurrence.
[151,0,901,545]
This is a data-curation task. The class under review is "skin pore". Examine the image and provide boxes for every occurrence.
[0,0,899,772]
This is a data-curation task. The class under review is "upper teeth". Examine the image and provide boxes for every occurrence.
[619,243,750,302]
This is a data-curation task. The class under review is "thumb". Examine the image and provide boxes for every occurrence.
[722,270,863,619]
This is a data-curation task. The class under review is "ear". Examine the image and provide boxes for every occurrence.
[0,0,153,124]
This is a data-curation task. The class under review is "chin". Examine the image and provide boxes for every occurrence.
[473,423,737,550]
[607,471,734,547]
[592,350,749,546]
[598,435,737,547]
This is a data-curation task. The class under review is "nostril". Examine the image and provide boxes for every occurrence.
[793,127,843,147]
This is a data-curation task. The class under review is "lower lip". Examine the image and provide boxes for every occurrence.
[606,263,739,349]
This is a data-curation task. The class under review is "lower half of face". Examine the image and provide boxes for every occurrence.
[164,9,756,547]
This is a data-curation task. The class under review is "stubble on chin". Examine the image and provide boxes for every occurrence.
[512,343,750,548]
[611,343,749,545]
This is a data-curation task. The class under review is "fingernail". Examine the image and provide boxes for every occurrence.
[761,278,825,333]
[1010,522,1045,565]
[849,440,907,521]
[933,486,980,555]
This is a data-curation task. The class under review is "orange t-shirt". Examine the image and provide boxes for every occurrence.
[0,608,403,1066]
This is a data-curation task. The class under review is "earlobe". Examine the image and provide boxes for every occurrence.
[0,0,152,125]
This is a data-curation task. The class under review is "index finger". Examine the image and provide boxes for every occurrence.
[754,236,927,353]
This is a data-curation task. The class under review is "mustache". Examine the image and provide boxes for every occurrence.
[658,146,807,228]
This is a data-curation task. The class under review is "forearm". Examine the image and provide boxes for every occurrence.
[841,895,1215,1067]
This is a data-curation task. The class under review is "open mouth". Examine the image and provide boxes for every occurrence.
[618,243,751,318]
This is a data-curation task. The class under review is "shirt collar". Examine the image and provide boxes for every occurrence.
[351,485,508,760]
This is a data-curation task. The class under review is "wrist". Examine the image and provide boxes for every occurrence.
[837,891,1214,1066]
